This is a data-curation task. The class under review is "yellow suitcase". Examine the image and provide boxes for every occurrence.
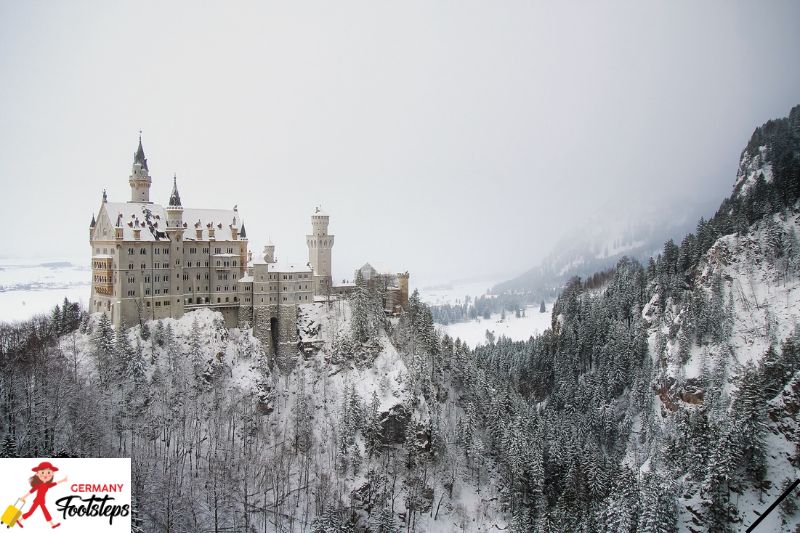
[1,499,23,528]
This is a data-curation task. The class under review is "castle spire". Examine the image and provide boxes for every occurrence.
[168,173,182,207]
[129,132,152,203]
[133,131,148,171]
[239,223,247,239]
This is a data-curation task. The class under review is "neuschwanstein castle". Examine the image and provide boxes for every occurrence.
[89,137,409,355]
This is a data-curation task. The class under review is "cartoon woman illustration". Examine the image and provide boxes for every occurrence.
[15,461,67,529]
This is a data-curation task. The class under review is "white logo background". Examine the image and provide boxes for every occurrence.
[0,458,131,532]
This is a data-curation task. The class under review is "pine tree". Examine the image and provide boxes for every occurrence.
[0,434,18,458]
[374,505,397,533]
[93,313,116,385]
[702,425,739,532]
[731,362,767,486]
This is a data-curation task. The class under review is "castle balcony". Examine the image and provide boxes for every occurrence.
[92,255,113,295]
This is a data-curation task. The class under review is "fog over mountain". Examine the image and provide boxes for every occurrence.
[1,2,799,284]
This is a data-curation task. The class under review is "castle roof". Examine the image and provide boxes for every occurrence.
[100,202,241,242]
[359,262,395,276]
[168,175,182,207]
[133,135,148,171]
[268,262,312,273]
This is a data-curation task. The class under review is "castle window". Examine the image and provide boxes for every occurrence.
[140,249,146,255]
[141,263,146,269]
[188,298,193,304]
[217,298,220,303]
[146,301,150,307]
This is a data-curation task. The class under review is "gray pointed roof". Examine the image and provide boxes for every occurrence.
[168,175,182,207]
[133,135,148,171]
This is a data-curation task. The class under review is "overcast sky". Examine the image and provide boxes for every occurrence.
[1,1,798,285]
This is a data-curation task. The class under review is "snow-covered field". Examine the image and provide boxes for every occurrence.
[439,304,553,347]
[0,260,90,322]
[417,278,498,307]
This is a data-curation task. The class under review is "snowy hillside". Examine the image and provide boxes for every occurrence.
[2,288,519,531]
[642,210,800,532]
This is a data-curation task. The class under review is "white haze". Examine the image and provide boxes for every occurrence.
[0,1,799,285]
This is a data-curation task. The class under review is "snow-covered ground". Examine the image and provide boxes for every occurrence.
[0,260,90,322]
[439,304,553,347]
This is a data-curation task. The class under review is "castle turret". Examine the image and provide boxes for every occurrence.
[264,239,276,263]
[165,174,185,317]
[166,174,183,226]
[306,206,334,296]
[129,133,152,203]
[397,272,410,310]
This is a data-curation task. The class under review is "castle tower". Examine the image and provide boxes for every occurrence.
[165,174,185,318]
[264,239,276,263]
[306,206,334,296]
[397,272,410,310]
[129,134,152,203]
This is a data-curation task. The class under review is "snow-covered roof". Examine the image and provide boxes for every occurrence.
[100,202,241,242]
[359,262,395,276]
[238,275,254,283]
[268,262,312,273]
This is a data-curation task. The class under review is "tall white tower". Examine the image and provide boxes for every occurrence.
[129,133,152,203]
[165,174,185,318]
[306,206,334,295]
